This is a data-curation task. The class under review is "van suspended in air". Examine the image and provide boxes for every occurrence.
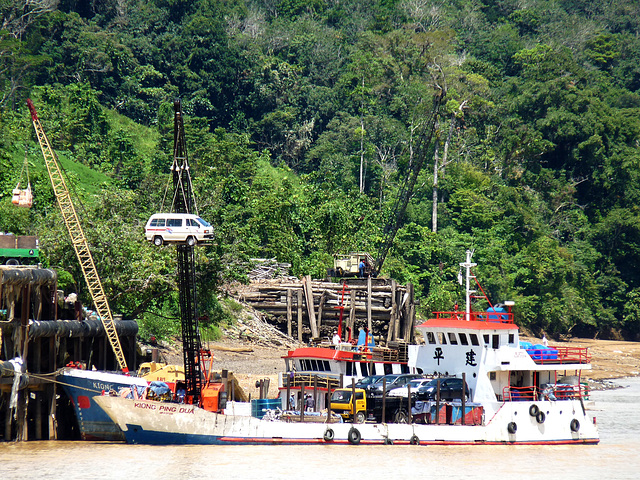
[145,213,213,246]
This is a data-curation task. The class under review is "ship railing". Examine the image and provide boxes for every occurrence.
[502,383,589,402]
[283,372,342,390]
[433,310,514,324]
[525,346,591,365]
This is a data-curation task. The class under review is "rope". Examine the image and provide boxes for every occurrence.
[0,365,138,395]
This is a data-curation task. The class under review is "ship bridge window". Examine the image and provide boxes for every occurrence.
[323,361,330,371]
[384,363,393,375]
[483,334,490,345]
[437,332,447,345]
[469,334,479,346]
[360,362,369,377]
[448,332,458,345]
[492,335,499,349]
[346,362,354,376]
[459,333,469,346]
[508,333,515,344]
[426,332,436,344]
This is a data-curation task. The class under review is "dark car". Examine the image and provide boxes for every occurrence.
[370,374,423,395]
[416,377,470,401]
[354,375,384,393]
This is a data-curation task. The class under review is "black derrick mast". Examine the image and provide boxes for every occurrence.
[172,100,203,402]
[373,87,445,276]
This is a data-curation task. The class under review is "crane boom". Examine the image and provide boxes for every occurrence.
[373,89,444,276]
[27,99,129,373]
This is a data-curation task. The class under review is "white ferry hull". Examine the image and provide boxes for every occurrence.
[95,396,599,445]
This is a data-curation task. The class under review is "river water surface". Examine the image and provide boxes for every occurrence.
[1,377,639,480]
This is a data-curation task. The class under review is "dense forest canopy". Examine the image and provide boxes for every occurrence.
[2,0,640,341]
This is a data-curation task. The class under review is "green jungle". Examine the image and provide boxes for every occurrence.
[2,0,640,342]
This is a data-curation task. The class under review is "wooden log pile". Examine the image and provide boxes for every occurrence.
[247,258,294,281]
[228,276,416,345]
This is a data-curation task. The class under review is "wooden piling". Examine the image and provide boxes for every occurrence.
[296,289,303,343]
[286,289,292,337]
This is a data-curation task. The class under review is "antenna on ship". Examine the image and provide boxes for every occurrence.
[460,250,477,321]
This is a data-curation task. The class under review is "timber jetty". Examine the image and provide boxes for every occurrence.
[229,276,416,345]
[0,265,138,441]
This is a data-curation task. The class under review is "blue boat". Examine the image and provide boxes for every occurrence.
[57,368,149,441]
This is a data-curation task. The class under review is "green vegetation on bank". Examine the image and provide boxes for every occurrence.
[2,1,640,341]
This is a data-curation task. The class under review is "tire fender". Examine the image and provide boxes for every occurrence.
[536,411,546,424]
[348,427,361,445]
[507,422,517,434]
[323,428,335,442]
[410,434,420,445]
[570,419,580,432]
[529,404,540,417]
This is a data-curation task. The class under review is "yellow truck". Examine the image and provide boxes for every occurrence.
[330,388,367,423]
[330,387,414,424]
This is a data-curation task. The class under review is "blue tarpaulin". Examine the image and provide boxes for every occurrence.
[356,329,375,347]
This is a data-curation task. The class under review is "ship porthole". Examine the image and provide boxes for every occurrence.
[529,404,540,417]
[570,419,580,432]
[536,411,546,424]
[323,428,335,442]
[348,427,361,445]
[410,435,420,445]
[507,422,517,434]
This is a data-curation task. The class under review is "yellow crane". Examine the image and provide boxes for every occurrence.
[27,99,129,373]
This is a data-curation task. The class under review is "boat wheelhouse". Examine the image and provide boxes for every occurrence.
[278,342,411,410]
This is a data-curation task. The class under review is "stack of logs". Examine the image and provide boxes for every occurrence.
[231,276,416,345]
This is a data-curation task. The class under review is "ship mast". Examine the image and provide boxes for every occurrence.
[460,249,477,321]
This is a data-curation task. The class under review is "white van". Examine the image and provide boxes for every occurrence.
[145,213,213,246]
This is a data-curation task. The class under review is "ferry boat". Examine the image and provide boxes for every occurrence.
[57,367,149,441]
[94,251,599,445]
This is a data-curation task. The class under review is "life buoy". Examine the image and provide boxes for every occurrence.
[529,404,540,417]
[570,419,580,432]
[323,428,335,442]
[348,427,361,445]
[536,411,546,424]
[410,435,420,445]
[507,422,517,434]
